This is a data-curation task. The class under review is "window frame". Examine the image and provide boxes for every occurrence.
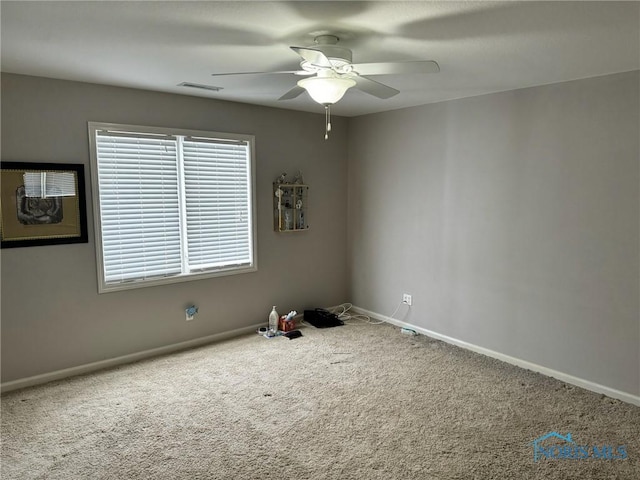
[88,122,257,293]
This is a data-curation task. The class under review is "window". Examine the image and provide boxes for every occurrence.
[88,122,256,293]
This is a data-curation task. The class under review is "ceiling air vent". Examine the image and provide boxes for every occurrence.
[178,82,223,92]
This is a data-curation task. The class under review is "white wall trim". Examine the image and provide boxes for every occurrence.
[1,323,264,394]
[351,305,640,407]
[4,307,638,407]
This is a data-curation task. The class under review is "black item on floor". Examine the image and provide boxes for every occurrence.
[284,330,303,339]
[304,309,344,328]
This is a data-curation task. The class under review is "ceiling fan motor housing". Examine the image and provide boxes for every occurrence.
[318,45,352,68]
[300,34,353,72]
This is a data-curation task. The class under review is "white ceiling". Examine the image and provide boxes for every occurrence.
[1,1,638,117]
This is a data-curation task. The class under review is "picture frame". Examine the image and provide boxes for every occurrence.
[1,161,88,248]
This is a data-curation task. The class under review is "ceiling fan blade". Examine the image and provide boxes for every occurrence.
[211,70,304,77]
[290,46,333,68]
[351,60,440,76]
[353,76,399,99]
[278,85,306,101]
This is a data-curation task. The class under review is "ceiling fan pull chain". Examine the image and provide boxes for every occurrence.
[325,105,332,140]
[325,105,329,139]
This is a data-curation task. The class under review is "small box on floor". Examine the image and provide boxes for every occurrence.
[279,316,295,332]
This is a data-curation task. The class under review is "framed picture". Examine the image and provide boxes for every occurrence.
[1,162,88,248]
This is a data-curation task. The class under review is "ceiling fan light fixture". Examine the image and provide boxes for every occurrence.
[297,76,356,106]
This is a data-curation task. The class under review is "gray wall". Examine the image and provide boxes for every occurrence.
[1,73,349,382]
[347,71,640,396]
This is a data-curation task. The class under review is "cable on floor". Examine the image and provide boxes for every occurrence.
[326,303,384,325]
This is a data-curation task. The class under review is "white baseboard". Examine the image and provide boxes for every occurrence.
[351,305,640,407]
[1,323,264,394]
[5,308,639,407]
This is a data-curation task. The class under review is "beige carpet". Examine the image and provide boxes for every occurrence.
[2,321,639,479]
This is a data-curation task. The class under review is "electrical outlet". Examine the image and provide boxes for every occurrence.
[402,293,412,306]
[185,305,198,321]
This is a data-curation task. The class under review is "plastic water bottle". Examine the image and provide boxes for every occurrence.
[268,306,279,335]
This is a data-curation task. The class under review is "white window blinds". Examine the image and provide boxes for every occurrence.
[91,124,255,291]
[96,133,182,283]
[183,138,252,270]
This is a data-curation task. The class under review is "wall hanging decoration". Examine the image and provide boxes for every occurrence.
[273,172,308,232]
[0,162,88,248]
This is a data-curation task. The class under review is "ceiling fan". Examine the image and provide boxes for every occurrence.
[211,34,440,138]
